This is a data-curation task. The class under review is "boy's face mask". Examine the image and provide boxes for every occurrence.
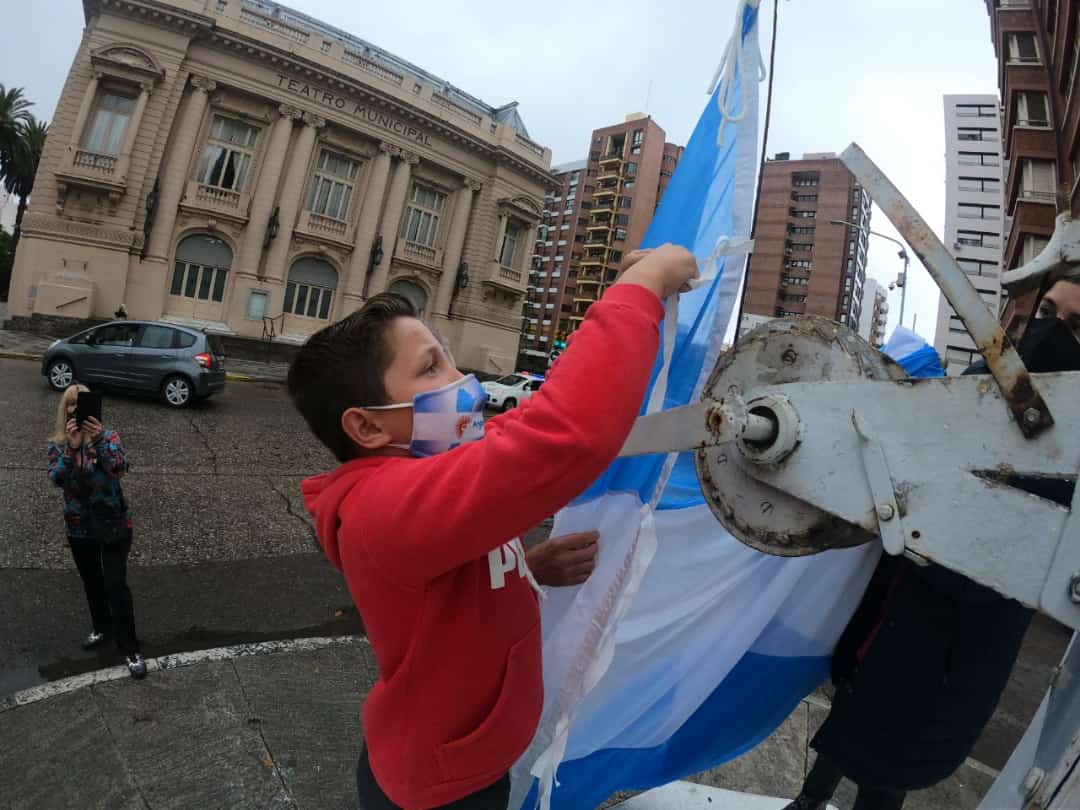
[364,374,487,458]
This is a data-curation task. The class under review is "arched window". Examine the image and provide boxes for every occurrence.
[285,257,338,320]
[389,279,428,318]
[170,234,232,302]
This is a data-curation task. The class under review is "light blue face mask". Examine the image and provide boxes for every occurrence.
[364,374,487,458]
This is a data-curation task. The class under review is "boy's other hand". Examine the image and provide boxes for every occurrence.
[526,531,599,587]
[615,243,699,300]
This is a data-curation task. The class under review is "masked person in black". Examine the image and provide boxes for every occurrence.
[784,278,1080,810]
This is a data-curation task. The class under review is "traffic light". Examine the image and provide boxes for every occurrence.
[553,332,567,351]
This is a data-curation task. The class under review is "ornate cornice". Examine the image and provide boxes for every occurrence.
[22,212,144,251]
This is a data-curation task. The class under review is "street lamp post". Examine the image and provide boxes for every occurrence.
[829,219,910,329]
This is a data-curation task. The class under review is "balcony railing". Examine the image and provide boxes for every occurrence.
[432,93,482,125]
[304,212,349,237]
[1018,188,1056,203]
[498,265,522,284]
[239,6,310,44]
[72,150,117,175]
[402,240,439,264]
[599,152,623,164]
[342,50,405,86]
[193,182,242,209]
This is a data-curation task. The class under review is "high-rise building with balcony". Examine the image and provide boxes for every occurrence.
[985,0,1079,339]
[519,160,584,368]
[858,277,889,348]
[933,94,1007,375]
[741,152,872,333]
[518,114,683,368]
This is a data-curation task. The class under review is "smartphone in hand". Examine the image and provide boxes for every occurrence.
[75,391,103,428]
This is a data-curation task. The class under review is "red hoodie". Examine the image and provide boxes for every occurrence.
[301,283,663,808]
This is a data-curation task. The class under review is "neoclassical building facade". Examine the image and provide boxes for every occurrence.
[9,0,553,371]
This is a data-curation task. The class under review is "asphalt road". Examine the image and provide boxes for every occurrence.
[0,358,360,694]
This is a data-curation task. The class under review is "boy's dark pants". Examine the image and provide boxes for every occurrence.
[357,745,509,810]
[68,535,139,655]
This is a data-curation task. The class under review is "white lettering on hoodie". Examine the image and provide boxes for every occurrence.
[487,537,529,589]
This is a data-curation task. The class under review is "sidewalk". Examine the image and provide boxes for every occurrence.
[0,637,997,810]
[0,324,288,383]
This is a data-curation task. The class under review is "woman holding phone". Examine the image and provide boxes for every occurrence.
[47,384,147,679]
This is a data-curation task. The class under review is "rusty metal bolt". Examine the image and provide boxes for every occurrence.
[706,405,725,434]
[877,504,895,522]
[781,348,798,365]
[1070,572,1080,605]
[1023,408,1041,426]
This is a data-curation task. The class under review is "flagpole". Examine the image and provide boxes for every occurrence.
[733,0,780,342]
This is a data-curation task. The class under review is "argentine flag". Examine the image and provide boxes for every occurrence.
[507,2,925,807]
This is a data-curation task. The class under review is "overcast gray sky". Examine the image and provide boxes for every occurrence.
[2,0,1000,339]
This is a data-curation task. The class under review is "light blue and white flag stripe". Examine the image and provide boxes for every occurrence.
[509,2,949,806]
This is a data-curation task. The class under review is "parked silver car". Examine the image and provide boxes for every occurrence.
[42,320,227,408]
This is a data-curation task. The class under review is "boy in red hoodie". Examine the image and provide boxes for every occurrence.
[289,245,697,809]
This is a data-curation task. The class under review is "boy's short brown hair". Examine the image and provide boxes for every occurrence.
[288,293,417,461]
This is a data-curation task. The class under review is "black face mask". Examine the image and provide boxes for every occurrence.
[1017,316,1080,373]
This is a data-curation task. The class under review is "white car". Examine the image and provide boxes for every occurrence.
[482,373,544,411]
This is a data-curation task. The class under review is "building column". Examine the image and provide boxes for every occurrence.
[69,71,102,152]
[115,82,151,181]
[262,111,325,284]
[343,141,395,306]
[235,104,301,278]
[145,75,215,262]
[365,149,418,296]
[434,178,481,316]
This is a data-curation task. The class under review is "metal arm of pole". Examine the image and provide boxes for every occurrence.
[838,142,1053,438]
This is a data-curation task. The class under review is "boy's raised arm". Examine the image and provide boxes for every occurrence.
[356,244,697,584]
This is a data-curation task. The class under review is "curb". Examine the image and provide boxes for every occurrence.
[0,635,366,712]
[0,349,282,384]
[0,349,44,363]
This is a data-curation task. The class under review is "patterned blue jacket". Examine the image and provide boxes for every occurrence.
[47,429,131,539]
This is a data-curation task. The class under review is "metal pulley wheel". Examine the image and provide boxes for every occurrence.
[694,316,906,556]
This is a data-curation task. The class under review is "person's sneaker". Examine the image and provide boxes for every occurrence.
[81,631,108,650]
[782,796,829,810]
[126,653,147,680]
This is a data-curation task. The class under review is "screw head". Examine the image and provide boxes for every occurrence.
[1070,572,1080,604]
[877,503,895,522]
[1023,408,1041,426]
[781,348,798,365]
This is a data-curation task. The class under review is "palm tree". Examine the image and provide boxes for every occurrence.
[3,116,48,248]
[0,84,33,178]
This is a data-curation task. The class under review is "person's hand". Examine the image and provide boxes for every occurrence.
[615,243,699,299]
[526,531,599,587]
[83,417,104,445]
[66,418,83,448]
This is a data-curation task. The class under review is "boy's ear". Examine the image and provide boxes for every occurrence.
[341,407,392,451]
